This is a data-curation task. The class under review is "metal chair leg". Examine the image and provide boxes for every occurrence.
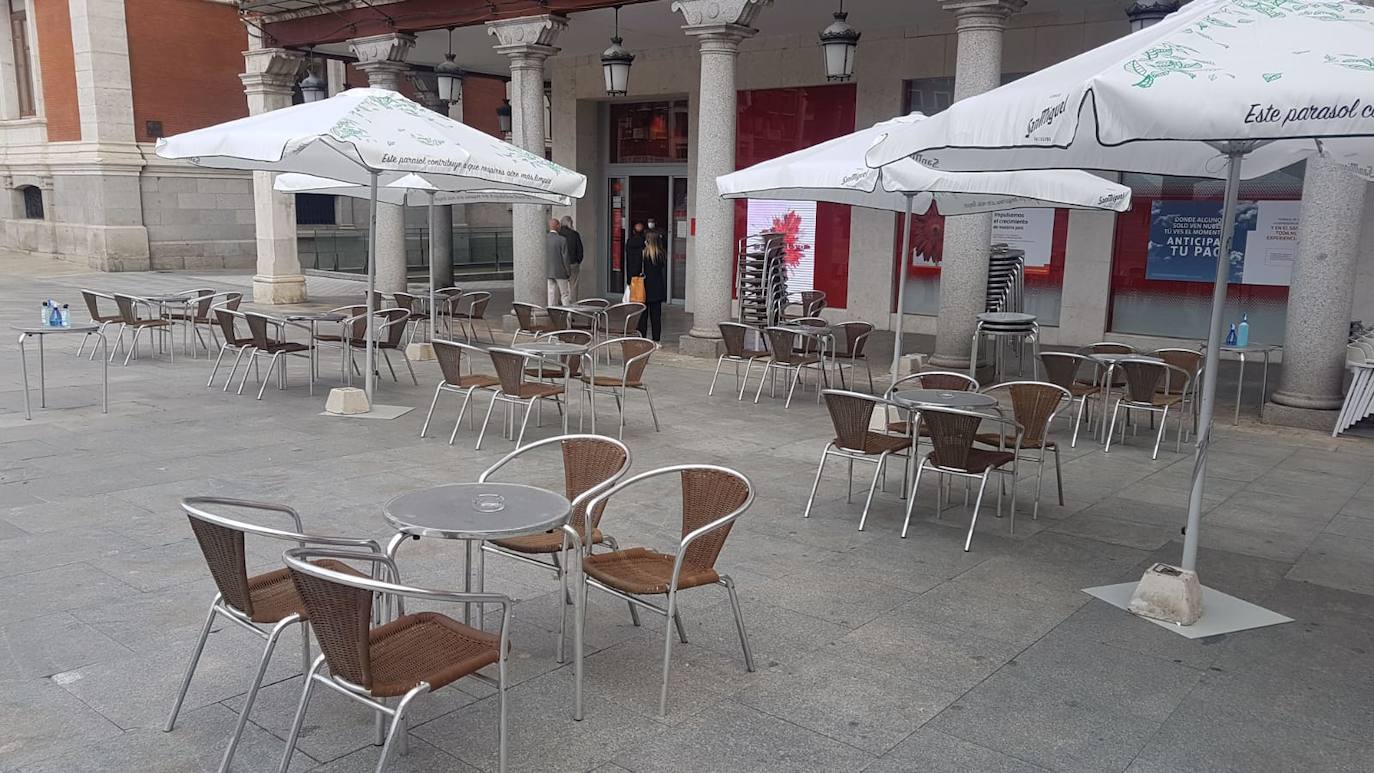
[164,598,220,732]
[802,446,830,521]
[219,617,301,773]
[860,453,887,531]
[1052,444,1064,506]
[721,576,755,672]
[644,387,660,432]
[672,609,688,644]
[277,656,325,773]
[256,354,281,400]
[901,459,928,538]
[964,472,992,552]
[475,395,500,450]
[449,389,477,446]
[658,592,677,717]
[514,401,535,447]
[1152,405,1168,460]
[421,383,445,437]
[1104,400,1122,454]
[708,356,725,396]
[373,686,426,773]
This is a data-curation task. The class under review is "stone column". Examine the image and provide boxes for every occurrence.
[488,15,566,306]
[1266,158,1368,428]
[350,32,416,294]
[673,0,770,357]
[241,39,305,302]
[930,0,1025,372]
[406,71,454,289]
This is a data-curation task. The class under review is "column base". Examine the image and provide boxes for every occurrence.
[253,274,308,304]
[679,333,724,359]
[1262,401,1339,432]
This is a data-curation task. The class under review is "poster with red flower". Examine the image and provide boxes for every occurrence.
[746,200,816,292]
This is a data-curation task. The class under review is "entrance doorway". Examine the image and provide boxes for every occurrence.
[606,174,689,301]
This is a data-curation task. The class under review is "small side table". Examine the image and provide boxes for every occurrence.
[1215,343,1281,425]
[15,325,108,420]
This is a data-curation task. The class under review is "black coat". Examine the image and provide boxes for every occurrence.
[559,225,584,265]
[640,255,668,303]
[624,232,646,280]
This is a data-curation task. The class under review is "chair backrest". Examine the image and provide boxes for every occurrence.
[578,298,611,308]
[479,434,631,545]
[1118,358,1168,403]
[616,337,657,383]
[181,497,379,621]
[243,312,279,349]
[512,302,542,331]
[1082,341,1135,355]
[822,390,887,452]
[436,286,463,301]
[81,290,109,320]
[764,326,812,365]
[182,288,216,321]
[718,322,755,358]
[835,321,874,357]
[984,381,1071,447]
[542,329,593,376]
[376,308,410,347]
[329,305,369,340]
[1152,348,1203,393]
[488,347,533,394]
[433,339,468,384]
[887,370,979,397]
[286,554,377,689]
[920,406,987,471]
[547,307,571,329]
[112,294,145,324]
[204,291,242,319]
[393,292,423,314]
[462,291,491,319]
[798,290,827,316]
[604,302,645,334]
[213,308,246,344]
[1038,351,1094,390]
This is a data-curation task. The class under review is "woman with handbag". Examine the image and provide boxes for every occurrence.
[624,221,647,305]
[636,230,667,341]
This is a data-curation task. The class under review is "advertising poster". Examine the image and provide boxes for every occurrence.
[991,208,1055,268]
[1145,200,1299,286]
[746,199,816,292]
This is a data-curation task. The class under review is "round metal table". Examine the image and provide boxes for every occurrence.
[1217,343,1281,425]
[14,324,108,420]
[382,482,583,717]
[890,388,997,410]
[286,312,346,384]
[513,340,594,434]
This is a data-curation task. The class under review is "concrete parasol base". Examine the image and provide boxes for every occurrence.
[324,387,370,415]
[1128,563,1202,625]
[406,342,436,362]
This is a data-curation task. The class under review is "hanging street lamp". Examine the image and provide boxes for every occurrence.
[601,5,635,97]
[496,98,513,136]
[819,0,860,82]
[435,27,463,105]
[299,52,327,103]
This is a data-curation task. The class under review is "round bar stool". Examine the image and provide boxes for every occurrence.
[969,312,1039,384]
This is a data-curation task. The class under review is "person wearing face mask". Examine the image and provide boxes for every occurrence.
[623,221,647,303]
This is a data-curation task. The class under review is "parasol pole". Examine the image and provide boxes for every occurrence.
[1181,145,1245,572]
[365,171,378,403]
[428,190,439,342]
[890,193,915,385]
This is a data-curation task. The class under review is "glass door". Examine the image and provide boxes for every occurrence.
[606,176,627,295]
[670,176,689,302]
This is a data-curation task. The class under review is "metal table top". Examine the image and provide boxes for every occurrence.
[891,389,998,409]
[286,313,346,322]
[553,304,605,315]
[1217,343,1281,353]
[13,324,102,335]
[144,295,194,304]
[1087,353,1162,364]
[384,482,570,540]
[515,341,589,356]
[977,312,1037,325]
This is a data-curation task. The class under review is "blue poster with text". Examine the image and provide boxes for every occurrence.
[1145,200,1256,284]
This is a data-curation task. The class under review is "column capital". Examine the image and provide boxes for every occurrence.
[349,32,416,67]
[487,14,567,58]
[239,47,303,94]
[942,0,1026,29]
[672,0,771,30]
[1125,0,1180,29]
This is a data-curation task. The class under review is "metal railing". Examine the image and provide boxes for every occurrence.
[297,226,514,275]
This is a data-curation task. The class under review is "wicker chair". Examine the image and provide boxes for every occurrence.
[526,329,593,381]
[480,434,631,659]
[579,465,755,716]
[1152,347,1204,443]
[346,308,417,386]
[783,290,827,320]
[392,292,431,345]
[830,321,876,393]
[166,498,384,773]
[512,302,556,345]
[309,305,367,382]
[1105,358,1193,459]
[602,302,646,341]
[883,370,980,437]
[756,326,828,407]
[976,381,1071,519]
[709,322,770,399]
[76,290,123,360]
[208,308,256,392]
[431,286,463,337]
[111,293,174,365]
[162,288,217,356]
[451,291,493,343]
[1037,352,1105,448]
[477,346,568,449]
[1078,341,1135,389]
[577,297,611,308]
[901,405,1023,551]
[803,390,913,530]
[421,340,501,444]
[579,337,660,439]
[239,312,312,399]
[277,547,513,773]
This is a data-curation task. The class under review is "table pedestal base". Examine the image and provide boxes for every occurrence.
[325,387,371,415]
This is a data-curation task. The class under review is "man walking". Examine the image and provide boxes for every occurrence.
[559,215,584,299]
[545,218,572,306]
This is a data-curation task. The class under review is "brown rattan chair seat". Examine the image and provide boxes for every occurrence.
[367,611,500,697]
[245,559,360,624]
[166,312,209,322]
[1131,393,1184,408]
[491,527,605,554]
[512,383,564,399]
[975,432,1053,450]
[578,375,643,388]
[730,349,768,360]
[526,367,574,379]
[836,431,911,455]
[90,313,123,323]
[129,318,171,328]
[454,374,500,389]
[583,547,719,595]
[1068,383,1101,397]
[777,354,820,367]
[262,341,310,354]
[932,448,1015,473]
[314,333,346,342]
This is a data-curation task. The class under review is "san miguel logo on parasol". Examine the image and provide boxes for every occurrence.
[1245,99,1374,128]
[1025,98,1069,138]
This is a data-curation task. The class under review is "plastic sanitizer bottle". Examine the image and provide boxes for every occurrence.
[1225,323,1238,346]
[1236,313,1250,348]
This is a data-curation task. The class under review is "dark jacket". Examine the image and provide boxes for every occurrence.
[640,252,668,303]
[559,225,584,265]
[624,231,646,278]
[545,230,570,280]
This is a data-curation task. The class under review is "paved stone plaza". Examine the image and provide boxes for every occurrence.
[3,262,1374,772]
